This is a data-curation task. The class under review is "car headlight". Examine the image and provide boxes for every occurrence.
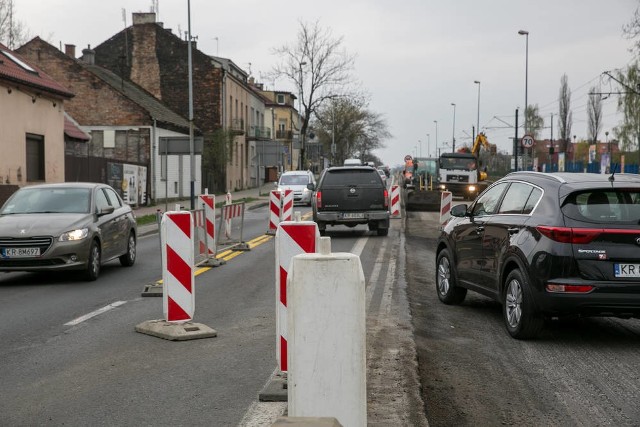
[302,187,310,194]
[468,185,476,192]
[59,228,89,242]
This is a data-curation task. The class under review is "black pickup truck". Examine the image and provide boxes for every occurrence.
[312,166,390,236]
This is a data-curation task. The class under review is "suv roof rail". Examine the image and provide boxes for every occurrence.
[507,171,567,183]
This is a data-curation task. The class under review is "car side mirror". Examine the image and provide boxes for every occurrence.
[450,204,468,217]
[307,183,315,191]
[97,205,115,216]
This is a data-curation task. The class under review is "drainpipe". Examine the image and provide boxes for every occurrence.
[151,118,157,205]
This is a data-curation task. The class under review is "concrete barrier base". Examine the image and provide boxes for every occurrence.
[201,257,226,267]
[259,371,288,401]
[271,417,342,427]
[141,282,163,297]
[135,319,217,341]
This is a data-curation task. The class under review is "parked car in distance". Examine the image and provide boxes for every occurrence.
[377,168,388,187]
[435,171,640,339]
[0,182,137,281]
[276,170,316,206]
[312,165,389,236]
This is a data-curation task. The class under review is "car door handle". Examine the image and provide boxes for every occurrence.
[507,227,519,235]
[475,226,484,233]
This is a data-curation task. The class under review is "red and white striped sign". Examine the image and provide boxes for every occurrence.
[275,221,319,372]
[390,185,401,217]
[267,190,281,234]
[198,194,216,255]
[440,191,453,227]
[281,189,293,222]
[161,211,195,322]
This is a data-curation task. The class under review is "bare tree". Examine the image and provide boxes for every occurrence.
[525,104,544,139]
[613,63,640,152]
[623,3,640,56]
[270,20,356,168]
[588,86,603,145]
[557,74,573,153]
[0,0,29,49]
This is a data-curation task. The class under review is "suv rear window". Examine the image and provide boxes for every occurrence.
[562,189,640,224]
[322,169,382,186]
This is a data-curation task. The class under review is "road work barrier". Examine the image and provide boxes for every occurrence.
[275,213,320,373]
[161,211,195,322]
[267,190,281,235]
[217,201,249,251]
[440,191,452,227]
[224,192,233,239]
[135,210,217,340]
[288,236,366,427]
[281,189,293,222]
[390,184,401,218]
[195,193,223,267]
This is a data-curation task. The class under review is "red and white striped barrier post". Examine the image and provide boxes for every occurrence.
[219,202,250,251]
[225,192,232,239]
[390,184,401,218]
[281,189,293,222]
[267,190,281,235]
[198,194,216,256]
[439,191,453,228]
[275,220,319,373]
[161,211,194,322]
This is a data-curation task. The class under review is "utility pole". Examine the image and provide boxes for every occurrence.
[514,108,519,171]
[187,0,195,209]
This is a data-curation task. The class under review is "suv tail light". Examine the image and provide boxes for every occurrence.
[383,188,389,208]
[316,191,322,209]
[536,226,602,244]
[546,284,595,293]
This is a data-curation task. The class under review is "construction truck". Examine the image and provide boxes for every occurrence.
[438,132,495,200]
[403,155,442,211]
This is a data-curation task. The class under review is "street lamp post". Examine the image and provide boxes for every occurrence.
[474,80,481,139]
[518,30,529,169]
[418,140,422,157]
[451,103,456,152]
[426,134,430,157]
[433,120,438,157]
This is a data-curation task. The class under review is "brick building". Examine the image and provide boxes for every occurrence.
[17,37,198,205]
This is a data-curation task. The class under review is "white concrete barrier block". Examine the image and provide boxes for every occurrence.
[287,248,366,427]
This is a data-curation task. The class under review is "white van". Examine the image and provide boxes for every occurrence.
[343,158,362,166]
[276,170,316,206]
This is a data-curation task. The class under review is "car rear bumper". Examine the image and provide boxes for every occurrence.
[534,279,640,317]
[315,211,390,226]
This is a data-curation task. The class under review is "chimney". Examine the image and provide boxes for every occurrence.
[64,44,76,58]
[81,45,95,65]
[132,12,156,25]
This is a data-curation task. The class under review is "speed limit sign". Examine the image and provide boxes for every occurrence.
[521,134,535,148]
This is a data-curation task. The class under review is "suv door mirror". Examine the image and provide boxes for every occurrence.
[450,204,468,217]
[307,183,315,191]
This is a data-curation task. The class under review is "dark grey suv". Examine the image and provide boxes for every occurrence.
[436,172,640,339]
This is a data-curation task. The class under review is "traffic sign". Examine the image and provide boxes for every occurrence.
[521,134,535,148]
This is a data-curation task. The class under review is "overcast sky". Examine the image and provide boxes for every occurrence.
[17,0,639,166]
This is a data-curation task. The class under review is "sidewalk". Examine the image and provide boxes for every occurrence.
[133,185,271,237]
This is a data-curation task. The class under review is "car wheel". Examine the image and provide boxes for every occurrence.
[436,249,467,304]
[85,240,101,281]
[503,269,544,339]
[377,227,388,236]
[119,232,136,267]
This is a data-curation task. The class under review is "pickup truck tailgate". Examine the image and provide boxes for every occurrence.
[319,184,387,211]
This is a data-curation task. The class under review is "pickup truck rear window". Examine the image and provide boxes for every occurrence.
[322,170,382,186]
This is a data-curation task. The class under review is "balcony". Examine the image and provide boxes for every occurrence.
[230,118,245,135]
[276,130,293,140]
[248,126,271,140]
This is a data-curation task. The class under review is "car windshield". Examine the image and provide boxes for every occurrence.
[0,187,92,214]
[439,156,477,171]
[280,175,309,185]
[562,189,640,224]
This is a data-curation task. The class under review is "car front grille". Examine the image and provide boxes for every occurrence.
[0,236,53,254]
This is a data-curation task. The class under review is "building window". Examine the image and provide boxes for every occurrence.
[276,94,285,105]
[26,133,45,182]
[103,130,115,148]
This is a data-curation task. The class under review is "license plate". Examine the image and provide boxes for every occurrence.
[343,212,364,219]
[2,247,40,258]
[614,263,640,278]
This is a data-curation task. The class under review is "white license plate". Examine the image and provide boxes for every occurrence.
[343,212,364,219]
[614,263,640,278]
[2,247,40,258]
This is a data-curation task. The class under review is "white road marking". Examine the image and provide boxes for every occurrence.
[350,236,369,257]
[64,301,127,326]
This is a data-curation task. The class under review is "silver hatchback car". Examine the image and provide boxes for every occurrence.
[0,183,137,281]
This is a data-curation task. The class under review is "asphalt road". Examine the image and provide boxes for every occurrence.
[0,203,427,426]
[404,209,640,427]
